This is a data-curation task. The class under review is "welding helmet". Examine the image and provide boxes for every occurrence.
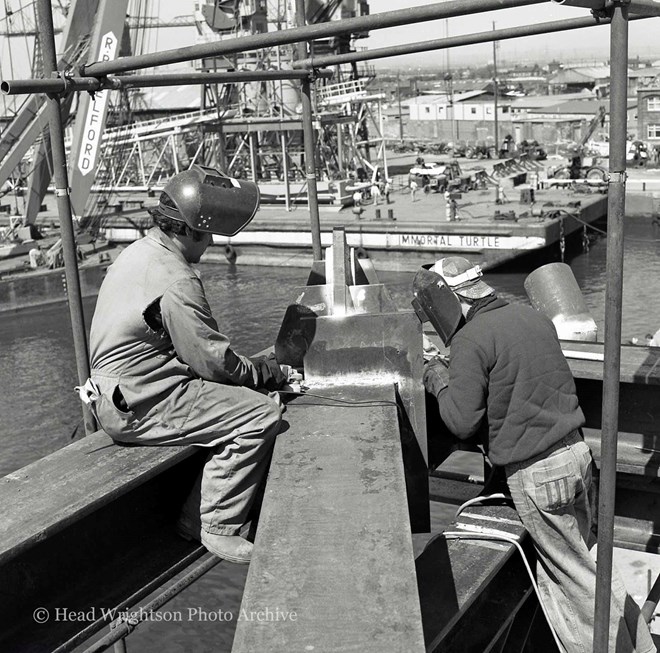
[431,257,494,300]
[156,164,260,236]
[411,265,464,346]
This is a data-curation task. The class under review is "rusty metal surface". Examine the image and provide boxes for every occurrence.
[232,384,425,653]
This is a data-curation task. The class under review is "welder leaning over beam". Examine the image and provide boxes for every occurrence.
[412,257,656,653]
[78,165,287,565]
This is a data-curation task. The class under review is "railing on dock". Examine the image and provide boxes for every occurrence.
[317,79,368,105]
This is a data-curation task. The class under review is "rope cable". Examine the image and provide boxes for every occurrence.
[554,208,660,243]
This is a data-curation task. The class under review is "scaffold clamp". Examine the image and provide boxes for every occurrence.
[607,171,628,184]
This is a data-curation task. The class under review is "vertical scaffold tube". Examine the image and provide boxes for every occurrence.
[295,0,323,261]
[492,22,499,154]
[36,0,96,435]
[593,4,629,651]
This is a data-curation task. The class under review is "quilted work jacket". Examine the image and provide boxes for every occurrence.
[436,296,585,466]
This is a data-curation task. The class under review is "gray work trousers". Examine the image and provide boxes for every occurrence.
[93,377,283,536]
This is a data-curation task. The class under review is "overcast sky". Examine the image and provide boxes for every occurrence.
[350,0,658,67]
[159,0,660,68]
[1,0,659,77]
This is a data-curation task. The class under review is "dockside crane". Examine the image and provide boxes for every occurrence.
[551,105,608,180]
[0,0,130,238]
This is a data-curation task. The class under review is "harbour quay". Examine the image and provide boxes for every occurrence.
[98,177,609,273]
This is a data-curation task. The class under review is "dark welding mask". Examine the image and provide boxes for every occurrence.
[157,164,260,236]
[411,265,465,345]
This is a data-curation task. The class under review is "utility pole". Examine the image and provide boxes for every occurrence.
[295,0,322,261]
[445,19,456,143]
[492,21,499,153]
[444,73,456,144]
[397,72,404,142]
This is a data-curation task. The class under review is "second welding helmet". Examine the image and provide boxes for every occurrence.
[411,265,464,346]
[157,164,260,236]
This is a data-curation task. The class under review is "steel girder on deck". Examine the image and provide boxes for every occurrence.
[235,229,429,650]
[233,383,427,652]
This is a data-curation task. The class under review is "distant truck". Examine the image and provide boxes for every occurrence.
[549,139,650,181]
[585,139,649,166]
[408,160,474,193]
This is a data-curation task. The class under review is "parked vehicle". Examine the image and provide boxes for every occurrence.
[450,140,468,158]
[627,140,649,167]
[465,139,497,159]
[408,159,474,193]
[580,139,649,167]
[520,139,547,161]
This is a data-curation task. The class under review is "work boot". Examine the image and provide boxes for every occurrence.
[200,531,253,565]
[202,531,252,565]
[177,517,252,564]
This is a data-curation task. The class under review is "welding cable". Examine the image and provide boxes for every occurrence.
[454,492,512,519]
[439,529,563,652]
[277,389,399,409]
[448,492,564,649]
[276,389,406,419]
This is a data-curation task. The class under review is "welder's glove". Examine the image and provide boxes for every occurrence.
[252,353,288,391]
[423,356,450,400]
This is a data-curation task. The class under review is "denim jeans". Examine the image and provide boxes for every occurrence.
[505,432,656,653]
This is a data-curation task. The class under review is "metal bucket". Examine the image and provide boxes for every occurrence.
[524,262,598,341]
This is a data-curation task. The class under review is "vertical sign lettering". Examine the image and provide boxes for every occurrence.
[76,33,118,176]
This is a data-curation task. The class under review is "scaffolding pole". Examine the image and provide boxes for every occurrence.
[293,14,646,68]
[1,70,333,96]
[36,0,96,436]
[592,3,629,651]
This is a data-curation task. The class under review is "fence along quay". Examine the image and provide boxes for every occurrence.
[1,0,660,651]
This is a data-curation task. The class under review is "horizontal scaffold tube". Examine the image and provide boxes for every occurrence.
[1,69,333,96]
[555,0,660,14]
[627,0,660,17]
[81,0,547,76]
[294,14,647,68]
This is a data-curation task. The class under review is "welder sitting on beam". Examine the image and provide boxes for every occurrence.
[413,257,656,653]
[79,164,286,565]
